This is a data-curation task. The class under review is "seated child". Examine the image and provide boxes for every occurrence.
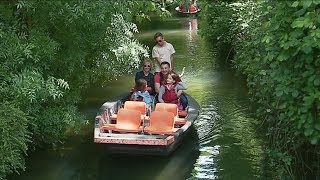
[131,79,154,111]
[158,73,187,110]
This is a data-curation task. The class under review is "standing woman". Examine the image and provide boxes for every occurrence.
[135,59,155,95]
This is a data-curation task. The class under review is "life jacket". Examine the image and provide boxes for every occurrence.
[162,84,179,104]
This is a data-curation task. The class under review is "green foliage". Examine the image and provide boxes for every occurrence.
[11,70,69,103]
[201,0,320,178]
[0,0,158,178]
[29,1,149,87]
[31,103,83,147]
[98,13,149,80]
[129,1,171,21]
[199,1,235,47]
[237,0,320,145]
[0,103,30,180]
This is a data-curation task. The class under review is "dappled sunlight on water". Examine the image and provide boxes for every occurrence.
[176,17,264,179]
[189,146,220,180]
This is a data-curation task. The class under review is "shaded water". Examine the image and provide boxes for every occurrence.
[11,17,264,179]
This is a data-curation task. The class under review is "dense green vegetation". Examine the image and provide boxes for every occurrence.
[0,1,167,179]
[200,0,320,178]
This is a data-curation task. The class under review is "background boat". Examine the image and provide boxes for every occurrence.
[175,0,200,14]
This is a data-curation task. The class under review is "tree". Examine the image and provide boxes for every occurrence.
[0,0,159,178]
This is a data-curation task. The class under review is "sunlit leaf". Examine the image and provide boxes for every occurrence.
[291,1,299,7]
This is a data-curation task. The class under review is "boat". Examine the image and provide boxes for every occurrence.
[93,92,200,156]
[175,0,200,14]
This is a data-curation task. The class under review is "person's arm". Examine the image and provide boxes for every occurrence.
[170,54,174,70]
[177,90,183,97]
[179,67,185,77]
[142,91,153,105]
[176,82,187,91]
[149,74,155,94]
[155,82,160,93]
[154,74,161,93]
[135,71,140,83]
[170,43,176,70]
[152,47,162,67]
[175,83,186,98]
[158,86,165,103]
[155,57,162,67]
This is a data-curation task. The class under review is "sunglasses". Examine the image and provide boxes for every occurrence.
[144,65,151,67]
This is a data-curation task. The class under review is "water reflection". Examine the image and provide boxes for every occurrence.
[98,127,199,180]
[190,145,220,179]
[169,17,264,179]
[11,126,199,180]
[187,18,198,42]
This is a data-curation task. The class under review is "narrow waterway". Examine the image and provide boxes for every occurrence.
[11,17,264,180]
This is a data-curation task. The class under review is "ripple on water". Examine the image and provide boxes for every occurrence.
[194,105,222,146]
[188,146,221,180]
[186,105,222,179]
[190,95,264,179]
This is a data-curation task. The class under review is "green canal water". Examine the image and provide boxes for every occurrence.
[11,17,265,180]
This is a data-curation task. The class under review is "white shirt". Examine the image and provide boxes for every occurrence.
[152,42,175,72]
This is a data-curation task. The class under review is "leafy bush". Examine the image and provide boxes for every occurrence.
[0,0,161,178]
[31,104,83,147]
[200,0,320,178]
[199,1,235,47]
[0,103,30,180]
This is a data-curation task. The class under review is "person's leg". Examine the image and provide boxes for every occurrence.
[179,93,188,110]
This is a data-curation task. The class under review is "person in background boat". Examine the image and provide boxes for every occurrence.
[158,73,187,110]
[152,32,176,73]
[135,59,155,95]
[184,3,189,13]
[131,79,154,111]
[154,61,189,110]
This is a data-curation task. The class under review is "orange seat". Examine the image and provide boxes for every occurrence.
[124,101,147,115]
[111,101,148,120]
[144,111,178,135]
[155,103,178,116]
[102,108,142,133]
[155,103,187,125]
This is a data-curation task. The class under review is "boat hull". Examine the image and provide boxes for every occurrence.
[94,93,200,156]
[175,5,200,15]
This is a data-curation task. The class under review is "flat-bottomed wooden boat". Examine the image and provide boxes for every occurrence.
[94,93,200,156]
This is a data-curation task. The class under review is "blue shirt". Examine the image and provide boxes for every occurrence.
[132,91,153,106]
[135,71,155,95]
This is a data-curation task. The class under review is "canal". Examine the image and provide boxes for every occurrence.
[11,17,265,180]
